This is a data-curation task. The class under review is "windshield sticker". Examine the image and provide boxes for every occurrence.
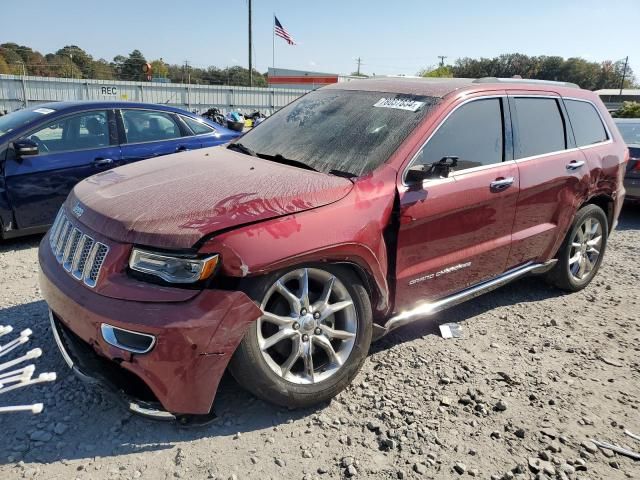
[33,108,55,115]
[373,98,425,112]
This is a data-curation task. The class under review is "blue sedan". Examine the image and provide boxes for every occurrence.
[0,101,240,239]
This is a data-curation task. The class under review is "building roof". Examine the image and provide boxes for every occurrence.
[594,89,640,96]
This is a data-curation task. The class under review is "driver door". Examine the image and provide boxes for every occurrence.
[5,109,120,229]
[394,95,520,312]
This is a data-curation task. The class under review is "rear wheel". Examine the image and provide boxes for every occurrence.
[546,204,608,291]
[229,265,372,408]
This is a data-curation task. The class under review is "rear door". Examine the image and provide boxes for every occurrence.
[118,109,193,163]
[394,94,519,310]
[4,109,120,229]
[505,94,590,268]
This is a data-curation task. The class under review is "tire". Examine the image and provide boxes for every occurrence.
[229,265,372,408]
[545,204,608,292]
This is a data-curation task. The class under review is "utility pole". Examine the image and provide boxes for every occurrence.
[356,57,363,76]
[438,55,447,67]
[248,0,253,87]
[619,56,629,96]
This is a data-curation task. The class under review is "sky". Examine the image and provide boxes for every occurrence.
[3,0,639,78]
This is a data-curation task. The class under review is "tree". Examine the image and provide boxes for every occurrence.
[92,59,115,80]
[150,59,168,79]
[121,50,147,81]
[614,101,640,118]
[56,45,93,77]
[419,65,453,78]
[0,55,9,74]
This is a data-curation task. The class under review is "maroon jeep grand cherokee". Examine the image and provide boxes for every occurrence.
[39,78,627,421]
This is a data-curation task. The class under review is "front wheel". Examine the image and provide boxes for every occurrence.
[546,204,608,292]
[229,266,372,408]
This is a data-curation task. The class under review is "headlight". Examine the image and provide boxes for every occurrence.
[129,248,219,284]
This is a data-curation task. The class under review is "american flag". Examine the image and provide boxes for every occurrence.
[275,16,296,45]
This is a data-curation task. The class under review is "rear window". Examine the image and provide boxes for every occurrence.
[182,115,215,135]
[565,100,608,147]
[513,97,566,159]
[615,121,640,145]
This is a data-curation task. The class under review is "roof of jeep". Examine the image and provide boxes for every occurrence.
[322,77,588,99]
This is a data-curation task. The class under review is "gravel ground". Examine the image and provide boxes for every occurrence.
[0,205,639,480]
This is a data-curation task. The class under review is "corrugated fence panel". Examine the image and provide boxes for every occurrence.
[0,74,311,114]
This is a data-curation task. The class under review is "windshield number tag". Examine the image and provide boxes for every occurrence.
[374,98,425,112]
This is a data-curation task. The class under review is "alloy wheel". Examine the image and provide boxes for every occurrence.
[256,268,357,385]
[568,216,603,282]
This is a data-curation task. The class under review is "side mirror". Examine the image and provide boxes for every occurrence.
[405,164,430,184]
[406,156,459,184]
[13,139,39,158]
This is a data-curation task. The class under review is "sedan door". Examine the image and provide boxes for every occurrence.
[394,95,519,311]
[4,109,121,229]
[118,109,193,163]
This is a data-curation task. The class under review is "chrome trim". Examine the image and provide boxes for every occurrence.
[128,401,176,420]
[49,209,109,288]
[382,260,557,335]
[49,310,75,369]
[100,323,156,354]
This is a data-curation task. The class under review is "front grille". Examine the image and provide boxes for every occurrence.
[49,209,109,288]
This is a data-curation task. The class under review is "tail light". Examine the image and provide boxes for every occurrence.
[633,159,640,172]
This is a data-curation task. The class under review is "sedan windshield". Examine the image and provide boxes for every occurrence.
[238,89,438,177]
[0,106,57,137]
[617,121,640,145]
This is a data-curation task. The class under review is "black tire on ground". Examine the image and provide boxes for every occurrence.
[545,203,608,292]
[228,265,372,408]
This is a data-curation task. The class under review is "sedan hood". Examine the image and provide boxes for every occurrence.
[67,147,353,248]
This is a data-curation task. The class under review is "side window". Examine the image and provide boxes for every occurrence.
[182,116,216,135]
[565,99,608,147]
[121,110,182,143]
[513,98,566,159]
[26,111,109,153]
[413,98,504,171]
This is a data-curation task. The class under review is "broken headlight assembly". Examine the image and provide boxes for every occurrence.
[129,248,219,284]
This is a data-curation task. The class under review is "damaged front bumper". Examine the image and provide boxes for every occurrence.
[39,235,262,419]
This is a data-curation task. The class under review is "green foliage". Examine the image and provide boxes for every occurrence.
[120,50,147,81]
[0,55,9,74]
[150,59,169,78]
[614,102,640,118]
[445,53,636,90]
[419,66,453,78]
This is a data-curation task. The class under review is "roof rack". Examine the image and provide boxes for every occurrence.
[473,77,579,89]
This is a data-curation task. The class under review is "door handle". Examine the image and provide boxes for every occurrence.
[566,160,585,171]
[176,145,188,152]
[94,158,114,167]
[490,177,515,192]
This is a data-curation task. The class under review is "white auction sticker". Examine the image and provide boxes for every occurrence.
[373,98,425,112]
[33,108,55,115]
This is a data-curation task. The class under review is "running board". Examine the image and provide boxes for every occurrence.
[377,260,556,339]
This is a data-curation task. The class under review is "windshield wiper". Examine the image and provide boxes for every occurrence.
[328,169,357,179]
[227,142,257,157]
[257,153,318,172]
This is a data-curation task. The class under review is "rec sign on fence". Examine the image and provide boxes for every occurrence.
[99,86,118,96]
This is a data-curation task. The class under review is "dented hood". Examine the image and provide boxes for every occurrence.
[67,147,353,248]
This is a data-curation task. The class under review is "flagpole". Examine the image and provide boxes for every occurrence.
[272,13,275,70]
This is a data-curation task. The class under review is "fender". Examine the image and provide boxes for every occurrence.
[199,166,400,317]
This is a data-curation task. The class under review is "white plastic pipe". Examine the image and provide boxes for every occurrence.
[0,348,41,372]
[0,325,13,338]
[0,334,31,357]
[0,403,43,414]
[0,372,56,395]
[0,365,36,380]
